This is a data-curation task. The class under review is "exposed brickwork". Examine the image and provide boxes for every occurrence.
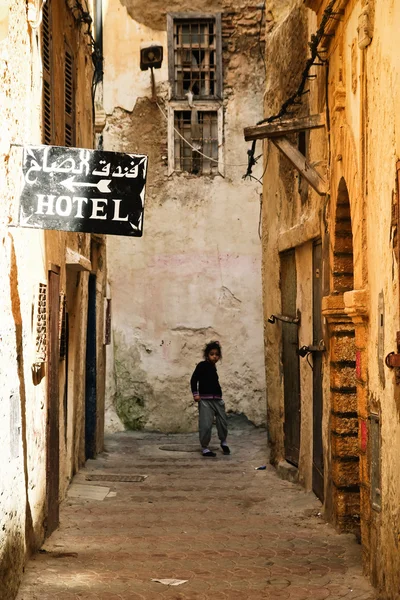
[329,321,359,533]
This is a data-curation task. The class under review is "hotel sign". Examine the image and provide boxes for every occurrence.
[18,145,147,236]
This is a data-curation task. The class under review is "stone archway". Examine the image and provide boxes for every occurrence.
[324,177,360,533]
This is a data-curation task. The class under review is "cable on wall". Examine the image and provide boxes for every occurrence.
[243,0,339,179]
[156,102,255,169]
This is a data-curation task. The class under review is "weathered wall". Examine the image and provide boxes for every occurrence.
[102,0,266,432]
[261,0,326,491]
[361,0,400,595]
[0,2,104,598]
[296,0,400,596]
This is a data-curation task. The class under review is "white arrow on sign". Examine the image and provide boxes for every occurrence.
[19,211,32,227]
[60,176,111,194]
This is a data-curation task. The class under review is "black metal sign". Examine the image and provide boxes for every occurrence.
[18,145,147,236]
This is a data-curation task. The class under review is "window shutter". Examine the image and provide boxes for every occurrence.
[64,46,75,147]
[42,0,53,144]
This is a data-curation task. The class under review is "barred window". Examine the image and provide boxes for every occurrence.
[167,13,223,176]
[168,14,222,100]
[174,20,216,98]
[174,110,218,175]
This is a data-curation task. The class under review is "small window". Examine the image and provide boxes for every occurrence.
[168,13,222,100]
[174,110,218,175]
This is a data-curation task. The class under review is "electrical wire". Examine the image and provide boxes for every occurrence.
[243,0,338,178]
[156,102,253,169]
[70,0,104,93]
[257,0,337,126]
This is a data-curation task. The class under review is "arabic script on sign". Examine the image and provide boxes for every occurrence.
[18,145,148,237]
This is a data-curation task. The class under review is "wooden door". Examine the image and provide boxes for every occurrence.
[312,241,324,501]
[46,267,60,536]
[85,274,97,459]
[281,250,301,466]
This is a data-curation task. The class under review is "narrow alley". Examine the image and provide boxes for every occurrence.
[16,419,376,600]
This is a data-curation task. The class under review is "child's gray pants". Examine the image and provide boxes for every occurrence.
[198,399,228,448]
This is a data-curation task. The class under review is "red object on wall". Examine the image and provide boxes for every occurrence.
[360,419,368,452]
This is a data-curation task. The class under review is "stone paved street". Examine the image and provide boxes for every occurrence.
[17,420,378,599]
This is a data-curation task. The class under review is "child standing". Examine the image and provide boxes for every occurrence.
[190,341,230,457]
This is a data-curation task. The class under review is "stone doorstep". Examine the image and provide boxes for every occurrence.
[276,460,299,484]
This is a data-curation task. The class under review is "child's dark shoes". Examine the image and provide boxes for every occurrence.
[221,443,230,455]
[202,449,217,457]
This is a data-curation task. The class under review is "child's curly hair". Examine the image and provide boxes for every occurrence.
[203,340,222,360]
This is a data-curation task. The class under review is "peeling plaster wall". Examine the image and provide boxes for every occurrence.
[0,2,102,597]
[261,0,324,485]
[289,0,400,595]
[102,0,266,432]
[361,0,400,595]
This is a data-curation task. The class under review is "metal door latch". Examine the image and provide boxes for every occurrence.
[298,340,326,357]
[385,331,400,370]
[268,309,301,325]
[385,352,400,368]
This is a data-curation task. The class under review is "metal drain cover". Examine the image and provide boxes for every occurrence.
[159,445,199,452]
[85,474,147,483]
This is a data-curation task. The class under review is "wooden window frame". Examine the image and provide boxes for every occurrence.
[167,13,223,177]
[167,13,223,101]
[167,102,224,177]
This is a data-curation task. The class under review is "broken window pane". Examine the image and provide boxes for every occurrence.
[174,20,217,98]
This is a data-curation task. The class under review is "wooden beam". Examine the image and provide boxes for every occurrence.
[271,136,327,196]
[244,113,325,141]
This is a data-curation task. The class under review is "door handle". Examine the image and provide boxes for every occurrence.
[298,340,326,357]
[268,309,301,325]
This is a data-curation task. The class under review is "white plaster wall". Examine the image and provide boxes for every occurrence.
[102,0,266,432]
[1,2,98,596]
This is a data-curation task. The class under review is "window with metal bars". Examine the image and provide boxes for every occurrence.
[174,110,218,175]
[64,47,75,147]
[168,14,222,100]
[41,0,53,145]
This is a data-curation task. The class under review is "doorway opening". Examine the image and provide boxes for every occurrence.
[280,249,301,467]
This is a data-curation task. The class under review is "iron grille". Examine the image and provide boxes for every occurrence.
[174,20,216,98]
[174,110,218,175]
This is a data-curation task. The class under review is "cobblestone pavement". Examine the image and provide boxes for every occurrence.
[17,420,378,599]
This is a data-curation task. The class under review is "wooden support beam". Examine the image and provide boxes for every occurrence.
[243,113,325,141]
[271,136,327,196]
